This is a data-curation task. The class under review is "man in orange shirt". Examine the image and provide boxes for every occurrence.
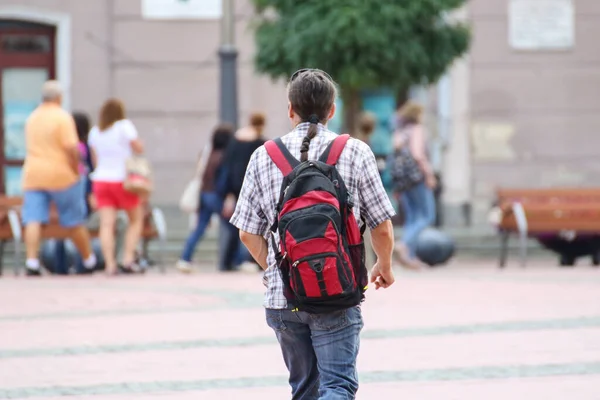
[22,81,96,276]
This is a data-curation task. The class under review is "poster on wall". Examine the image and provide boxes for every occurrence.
[362,89,396,157]
[509,0,574,50]
[362,90,396,194]
[142,0,221,20]
[3,101,37,160]
[328,90,396,191]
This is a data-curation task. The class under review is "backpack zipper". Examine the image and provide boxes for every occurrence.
[292,252,340,268]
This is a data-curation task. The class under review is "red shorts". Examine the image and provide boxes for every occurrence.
[93,181,140,210]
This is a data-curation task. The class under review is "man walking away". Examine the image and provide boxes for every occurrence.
[22,81,96,276]
[231,69,396,399]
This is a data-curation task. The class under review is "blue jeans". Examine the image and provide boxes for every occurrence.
[52,240,90,275]
[53,240,69,275]
[266,306,364,399]
[401,181,436,257]
[22,180,86,227]
[180,192,223,262]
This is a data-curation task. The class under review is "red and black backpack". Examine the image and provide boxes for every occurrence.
[265,134,368,314]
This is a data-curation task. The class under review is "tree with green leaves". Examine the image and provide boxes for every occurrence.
[251,0,471,133]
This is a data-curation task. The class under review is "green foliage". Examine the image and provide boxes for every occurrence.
[251,0,471,91]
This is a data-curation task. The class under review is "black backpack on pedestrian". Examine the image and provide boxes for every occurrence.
[387,128,424,191]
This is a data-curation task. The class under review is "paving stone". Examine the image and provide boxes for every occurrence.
[0,258,598,398]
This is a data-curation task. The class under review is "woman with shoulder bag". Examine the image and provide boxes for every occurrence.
[390,102,436,266]
[88,99,145,275]
[176,124,234,273]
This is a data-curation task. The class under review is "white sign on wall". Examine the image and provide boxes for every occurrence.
[142,0,222,20]
[509,0,574,50]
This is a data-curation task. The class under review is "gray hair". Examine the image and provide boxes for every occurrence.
[41,80,63,102]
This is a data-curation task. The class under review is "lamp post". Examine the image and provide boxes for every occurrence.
[217,0,239,270]
[219,0,238,129]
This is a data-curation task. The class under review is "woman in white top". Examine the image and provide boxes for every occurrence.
[88,98,144,275]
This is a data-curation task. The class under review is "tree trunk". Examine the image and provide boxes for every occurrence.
[341,87,361,136]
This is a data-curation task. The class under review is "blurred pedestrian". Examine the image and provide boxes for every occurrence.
[176,123,234,273]
[73,112,94,216]
[354,111,377,144]
[21,81,96,276]
[354,112,378,269]
[356,111,419,270]
[392,101,436,265]
[88,98,144,275]
[52,112,97,275]
[218,113,267,272]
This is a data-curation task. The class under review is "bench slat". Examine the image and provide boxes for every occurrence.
[497,189,600,233]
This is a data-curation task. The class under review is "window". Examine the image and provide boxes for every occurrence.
[1,34,51,53]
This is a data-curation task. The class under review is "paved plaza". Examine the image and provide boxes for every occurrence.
[0,258,599,399]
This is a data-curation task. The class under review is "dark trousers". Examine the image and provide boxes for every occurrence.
[218,220,251,271]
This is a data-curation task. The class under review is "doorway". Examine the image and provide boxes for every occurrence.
[0,20,55,195]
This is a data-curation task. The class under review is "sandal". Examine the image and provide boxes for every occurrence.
[119,263,144,274]
[118,264,137,274]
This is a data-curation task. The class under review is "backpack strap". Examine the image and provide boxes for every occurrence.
[265,138,299,176]
[318,134,351,165]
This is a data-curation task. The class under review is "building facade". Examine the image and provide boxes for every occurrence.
[452,0,600,224]
[0,0,290,204]
[0,0,597,226]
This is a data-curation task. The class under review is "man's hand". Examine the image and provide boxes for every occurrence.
[369,220,395,290]
[370,261,395,290]
[425,173,437,189]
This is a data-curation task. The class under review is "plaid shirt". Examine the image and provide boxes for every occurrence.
[230,123,395,309]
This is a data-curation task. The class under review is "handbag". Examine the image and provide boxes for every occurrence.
[124,155,153,196]
[179,145,211,213]
[388,128,424,192]
[179,179,200,213]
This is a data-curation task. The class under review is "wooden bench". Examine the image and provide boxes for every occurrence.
[494,188,600,267]
[0,196,167,275]
[0,197,26,276]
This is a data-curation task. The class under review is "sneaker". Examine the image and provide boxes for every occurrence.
[176,260,193,274]
[25,268,42,277]
[82,254,97,271]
